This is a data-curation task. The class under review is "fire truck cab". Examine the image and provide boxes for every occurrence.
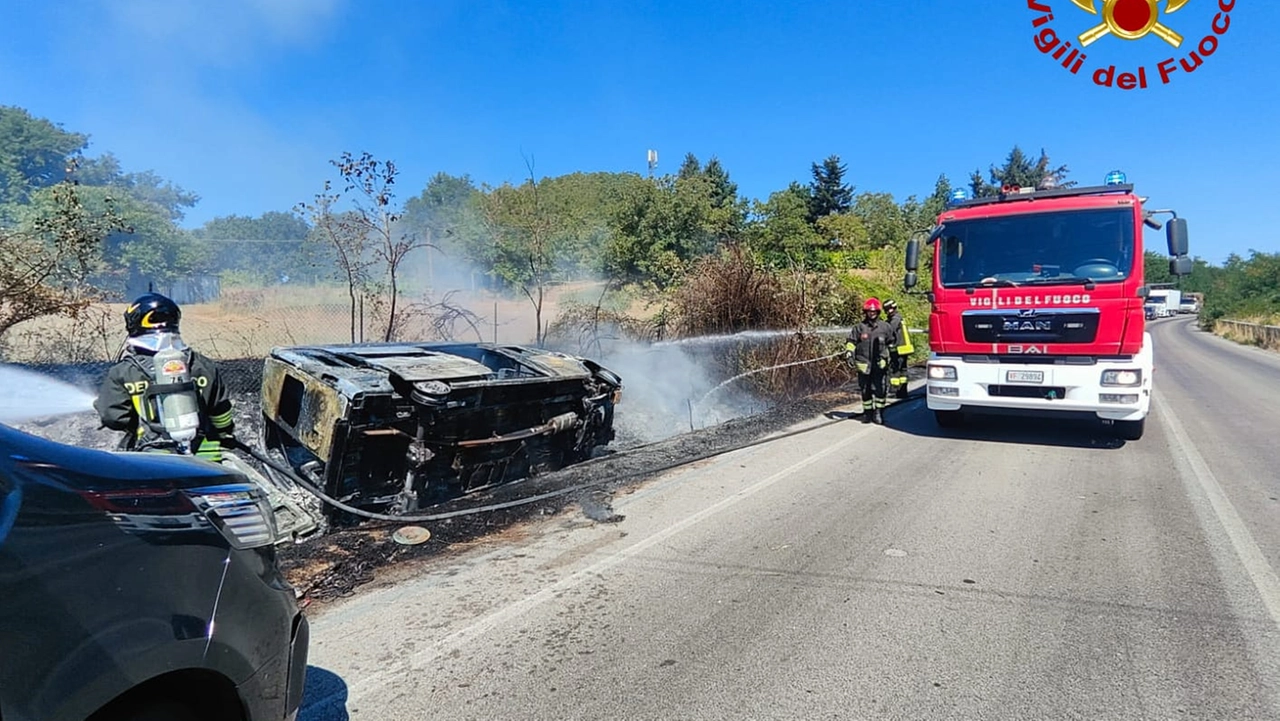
[904,172,1191,441]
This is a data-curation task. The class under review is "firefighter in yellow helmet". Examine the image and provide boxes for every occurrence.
[882,299,913,399]
[845,298,893,424]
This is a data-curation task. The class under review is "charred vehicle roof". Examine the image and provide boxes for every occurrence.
[259,342,622,519]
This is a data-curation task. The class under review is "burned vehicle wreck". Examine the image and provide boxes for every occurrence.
[259,342,622,520]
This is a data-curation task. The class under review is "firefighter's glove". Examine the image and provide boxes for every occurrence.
[877,358,888,370]
[855,362,870,375]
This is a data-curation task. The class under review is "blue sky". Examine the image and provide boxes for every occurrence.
[0,0,1273,264]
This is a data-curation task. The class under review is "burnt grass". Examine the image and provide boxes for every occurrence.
[15,357,924,605]
[275,386,864,604]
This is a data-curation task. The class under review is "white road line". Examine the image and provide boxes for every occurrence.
[345,422,875,706]
[1155,391,1280,631]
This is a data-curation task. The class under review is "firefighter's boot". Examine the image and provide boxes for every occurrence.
[873,409,885,425]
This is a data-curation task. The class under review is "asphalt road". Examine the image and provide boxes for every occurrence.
[302,316,1280,721]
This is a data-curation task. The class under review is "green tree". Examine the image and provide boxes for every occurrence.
[401,172,485,267]
[195,211,319,285]
[0,180,127,342]
[808,155,853,223]
[702,156,747,240]
[852,192,909,250]
[0,106,88,214]
[401,172,488,291]
[1143,250,1174,285]
[677,153,702,180]
[920,174,953,225]
[606,168,724,288]
[748,182,826,268]
[78,154,200,221]
[480,171,561,344]
[972,146,1073,197]
[91,188,212,295]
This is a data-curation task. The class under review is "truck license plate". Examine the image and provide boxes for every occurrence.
[1006,370,1044,384]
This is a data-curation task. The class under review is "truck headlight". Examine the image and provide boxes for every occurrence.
[928,365,957,381]
[1101,370,1142,387]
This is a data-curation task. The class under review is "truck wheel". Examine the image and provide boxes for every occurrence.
[934,410,963,428]
[1115,418,1145,441]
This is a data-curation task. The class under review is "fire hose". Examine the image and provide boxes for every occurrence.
[221,436,571,523]
[221,349,867,527]
[692,351,846,415]
[225,402,884,527]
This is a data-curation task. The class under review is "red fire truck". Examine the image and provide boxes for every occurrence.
[904,172,1191,440]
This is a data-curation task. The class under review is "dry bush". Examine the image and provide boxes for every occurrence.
[668,244,811,337]
[659,246,862,402]
[740,332,854,401]
[386,291,486,343]
[219,288,268,313]
[545,301,655,356]
[1,303,119,363]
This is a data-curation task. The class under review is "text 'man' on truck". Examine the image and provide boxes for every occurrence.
[904,171,1192,441]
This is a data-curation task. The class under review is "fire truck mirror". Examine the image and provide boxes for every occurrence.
[904,270,918,290]
[905,237,920,272]
[927,224,946,245]
[1170,256,1193,277]
[1166,217,1189,257]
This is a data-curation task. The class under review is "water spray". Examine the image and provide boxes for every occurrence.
[689,350,845,429]
[651,327,849,350]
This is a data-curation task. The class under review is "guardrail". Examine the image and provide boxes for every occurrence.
[1216,319,1280,351]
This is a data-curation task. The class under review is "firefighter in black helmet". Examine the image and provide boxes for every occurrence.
[94,293,236,461]
[882,299,913,399]
[845,297,893,424]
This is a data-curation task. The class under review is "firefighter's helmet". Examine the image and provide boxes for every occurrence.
[863,298,882,313]
[124,293,181,337]
[883,299,898,312]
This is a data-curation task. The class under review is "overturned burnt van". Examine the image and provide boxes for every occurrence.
[259,342,622,519]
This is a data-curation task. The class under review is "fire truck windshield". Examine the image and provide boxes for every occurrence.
[937,208,1135,289]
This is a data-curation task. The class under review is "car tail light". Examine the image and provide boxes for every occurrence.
[187,484,276,549]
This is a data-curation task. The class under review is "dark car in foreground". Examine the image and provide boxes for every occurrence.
[0,423,308,721]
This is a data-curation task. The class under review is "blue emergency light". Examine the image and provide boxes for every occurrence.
[949,188,970,205]
[1105,170,1128,185]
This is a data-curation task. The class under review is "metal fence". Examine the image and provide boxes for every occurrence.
[0,286,552,367]
[1216,319,1280,351]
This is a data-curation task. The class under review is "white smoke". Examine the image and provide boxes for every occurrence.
[588,340,768,447]
[0,365,96,425]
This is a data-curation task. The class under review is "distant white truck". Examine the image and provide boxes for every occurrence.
[1180,292,1203,314]
[1146,288,1182,318]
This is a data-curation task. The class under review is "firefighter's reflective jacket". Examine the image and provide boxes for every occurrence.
[845,319,893,374]
[94,349,234,461]
[885,313,914,355]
